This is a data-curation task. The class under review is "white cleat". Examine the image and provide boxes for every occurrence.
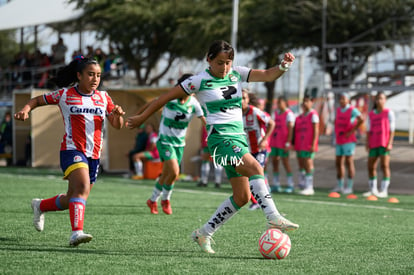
[331,186,344,193]
[267,215,299,232]
[362,190,379,197]
[69,231,93,247]
[31,199,45,232]
[376,191,388,198]
[342,187,353,195]
[191,229,215,254]
[298,188,315,196]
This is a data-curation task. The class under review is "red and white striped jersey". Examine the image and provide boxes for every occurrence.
[43,86,115,159]
[242,105,271,154]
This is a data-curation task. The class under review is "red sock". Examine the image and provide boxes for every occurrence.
[39,194,64,212]
[251,194,258,204]
[69,198,86,231]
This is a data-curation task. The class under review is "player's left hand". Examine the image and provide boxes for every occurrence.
[281,52,295,67]
[345,129,354,138]
[310,144,315,153]
[258,140,268,151]
[111,105,125,117]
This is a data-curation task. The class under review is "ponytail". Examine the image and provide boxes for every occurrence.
[53,56,99,88]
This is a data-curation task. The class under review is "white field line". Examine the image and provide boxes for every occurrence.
[175,188,414,213]
[3,172,412,213]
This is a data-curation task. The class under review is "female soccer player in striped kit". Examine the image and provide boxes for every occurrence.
[146,74,206,215]
[14,57,125,246]
[364,92,395,198]
[127,40,299,254]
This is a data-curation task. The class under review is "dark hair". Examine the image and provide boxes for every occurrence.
[206,40,234,61]
[303,93,314,101]
[54,57,99,88]
[176,73,193,86]
[277,95,289,107]
[372,91,386,111]
[243,89,260,107]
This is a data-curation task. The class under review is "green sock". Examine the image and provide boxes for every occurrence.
[337,178,344,188]
[347,178,353,189]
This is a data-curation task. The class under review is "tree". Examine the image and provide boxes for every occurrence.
[238,0,306,112]
[287,0,414,88]
[72,0,232,86]
[0,30,19,68]
[238,0,414,111]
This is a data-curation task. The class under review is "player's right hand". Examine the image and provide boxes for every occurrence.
[126,115,144,129]
[14,111,29,121]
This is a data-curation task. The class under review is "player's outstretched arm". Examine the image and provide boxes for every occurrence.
[126,85,187,129]
[14,95,47,121]
[248,52,295,83]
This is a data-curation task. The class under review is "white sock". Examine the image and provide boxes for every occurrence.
[214,165,223,184]
[202,197,239,237]
[369,178,378,193]
[162,184,174,201]
[250,175,280,220]
[299,170,306,186]
[381,179,390,193]
[134,160,143,176]
[200,161,210,184]
[305,174,313,189]
[150,182,162,202]
[287,174,294,187]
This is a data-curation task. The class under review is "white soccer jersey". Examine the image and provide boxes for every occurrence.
[158,96,203,146]
[180,66,251,136]
[43,86,115,159]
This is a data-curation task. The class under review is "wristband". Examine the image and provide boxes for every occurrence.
[285,142,290,147]
[279,63,290,72]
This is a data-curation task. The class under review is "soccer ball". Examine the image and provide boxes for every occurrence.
[258,228,291,259]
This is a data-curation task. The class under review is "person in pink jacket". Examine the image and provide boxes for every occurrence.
[364,92,395,198]
[269,96,296,193]
[331,92,363,195]
[294,94,319,195]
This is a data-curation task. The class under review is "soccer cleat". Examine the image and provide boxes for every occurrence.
[362,190,379,197]
[376,191,388,198]
[131,175,144,180]
[284,186,294,194]
[342,187,353,195]
[191,229,215,254]
[248,203,260,211]
[214,183,221,188]
[197,181,208,187]
[298,187,315,196]
[146,199,158,214]
[331,186,344,193]
[31,199,45,232]
[69,231,93,247]
[270,185,283,193]
[161,200,172,215]
[267,215,299,232]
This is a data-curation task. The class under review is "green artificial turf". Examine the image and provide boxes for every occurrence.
[0,167,413,274]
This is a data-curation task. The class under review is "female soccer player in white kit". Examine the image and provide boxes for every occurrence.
[14,57,125,246]
[127,40,299,254]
